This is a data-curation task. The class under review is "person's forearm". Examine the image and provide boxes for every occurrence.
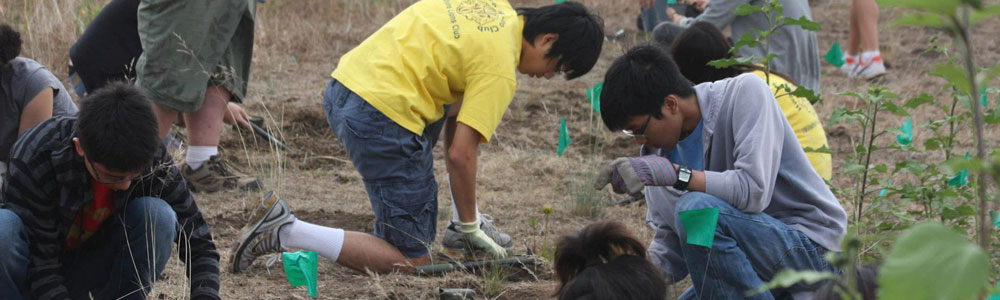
[447,149,478,223]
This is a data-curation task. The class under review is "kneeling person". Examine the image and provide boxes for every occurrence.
[231,0,604,274]
[594,45,847,299]
[0,83,221,299]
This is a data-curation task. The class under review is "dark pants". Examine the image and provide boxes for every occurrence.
[0,197,177,299]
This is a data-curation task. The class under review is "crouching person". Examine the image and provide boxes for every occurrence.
[0,82,220,299]
[594,45,847,299]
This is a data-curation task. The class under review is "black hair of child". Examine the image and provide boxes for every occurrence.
[553,220,667,300]
[76,81,160,172]
[518,1,605,80]
[599,44,695,131]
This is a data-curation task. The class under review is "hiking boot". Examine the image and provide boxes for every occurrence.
[230,191,296,273]
[442,215,513,256]
[181,155,261,193]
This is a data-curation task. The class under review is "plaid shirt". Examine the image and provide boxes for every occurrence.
[1,117,220,300]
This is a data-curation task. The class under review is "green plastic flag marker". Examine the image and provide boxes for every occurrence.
[981,87,988,107]
[587,82,603,113]
[283,251,318,298]
[879,188,887,197]
[678,208,720,248]
[557,118,571,156]
[988,280,1000,300]
[896,118,912,146]
[824,41,845,67]
[948,152,970,186]
[668,0,677,4]
[555,0,565,3]
[991,211,1000,230]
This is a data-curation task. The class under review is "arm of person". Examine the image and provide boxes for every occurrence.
[4,122,73,299]
[18,88,55,134]
[677,0,751,28]
[136,147,221,299]
[697,75,784,213]
[444,118,480,223]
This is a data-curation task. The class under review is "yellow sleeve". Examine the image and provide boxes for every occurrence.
[456,74,517,143]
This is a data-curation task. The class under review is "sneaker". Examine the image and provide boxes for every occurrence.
[230,191,296,273]
[442,215,513,256]
[181,155,261,193]
[854,60,887,80]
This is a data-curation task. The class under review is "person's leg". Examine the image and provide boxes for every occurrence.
[854,0,880,53]
[0,209,30,298]
[182,85,229,169]
[673,192,834,300]
[60,197,176,300]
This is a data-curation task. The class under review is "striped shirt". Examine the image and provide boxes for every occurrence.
[1,117,220,299]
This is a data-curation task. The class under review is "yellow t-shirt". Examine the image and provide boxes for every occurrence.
[752,70,832,181]
[332,0,523,142]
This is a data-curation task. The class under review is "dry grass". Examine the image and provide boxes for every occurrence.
[5,0,1000,298]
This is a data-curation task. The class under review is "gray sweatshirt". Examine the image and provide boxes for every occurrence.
[680,0,821,92]
[644,74,846,286]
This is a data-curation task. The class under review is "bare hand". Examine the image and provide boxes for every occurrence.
[667,7,682,23]
[224,102,253,131]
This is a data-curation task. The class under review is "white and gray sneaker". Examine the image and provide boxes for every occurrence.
[442,215,513,256]
[230,191,296,273]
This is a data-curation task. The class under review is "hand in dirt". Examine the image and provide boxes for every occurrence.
[461,221,507,259]
[224,102,253,132]
[594,156,678,194]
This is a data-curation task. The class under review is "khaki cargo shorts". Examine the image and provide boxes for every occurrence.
[135,0,256,112]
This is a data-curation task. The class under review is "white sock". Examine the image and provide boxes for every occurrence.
[279,219,346,262]
[185,146,218,170]
[860,51,882,65]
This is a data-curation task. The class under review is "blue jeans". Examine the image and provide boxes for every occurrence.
[0,197,177,300]
[322,79,446,258]
[674,193,834,300]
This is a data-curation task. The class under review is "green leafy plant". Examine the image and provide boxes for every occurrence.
[878,222,990,299]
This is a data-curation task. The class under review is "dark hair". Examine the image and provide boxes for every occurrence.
[599,44,695,131]
[553,220,666,300]
[0,23,22,64]
[814,264,880,300]
[76,82,160,172]
[669,21,796,85]
[652,22,685,50]
[518,1,604,80]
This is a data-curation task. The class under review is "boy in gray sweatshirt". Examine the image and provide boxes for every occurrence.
[594,45,846,299]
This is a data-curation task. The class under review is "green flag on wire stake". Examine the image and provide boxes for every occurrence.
[587,82,603,113]
[896,118,912,146]
[678,208,719,248]
[824,41,845,67]
[982,87,988,107]
[556,0,565,3]
[991,211,1000,230]
[558,118,571,156]
[948,152,970,186]
[283,251,319,298]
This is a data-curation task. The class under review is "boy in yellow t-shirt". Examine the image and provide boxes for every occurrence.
[232,0,604,274]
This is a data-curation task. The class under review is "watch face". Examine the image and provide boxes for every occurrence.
[679,170,691,181]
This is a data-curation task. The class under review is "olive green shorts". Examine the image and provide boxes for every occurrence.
[135,0,256,112]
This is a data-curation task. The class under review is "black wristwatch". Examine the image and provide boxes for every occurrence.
[674,166,692,190]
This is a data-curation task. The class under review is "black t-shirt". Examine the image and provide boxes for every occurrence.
[69,0,142,93]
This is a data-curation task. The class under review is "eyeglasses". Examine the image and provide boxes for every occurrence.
[85,158,141,185]
[622,115,653,138]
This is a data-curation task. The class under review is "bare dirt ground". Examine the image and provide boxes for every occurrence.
[5,0,1000,298]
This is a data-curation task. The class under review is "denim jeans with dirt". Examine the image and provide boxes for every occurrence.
[658,192,835,300]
